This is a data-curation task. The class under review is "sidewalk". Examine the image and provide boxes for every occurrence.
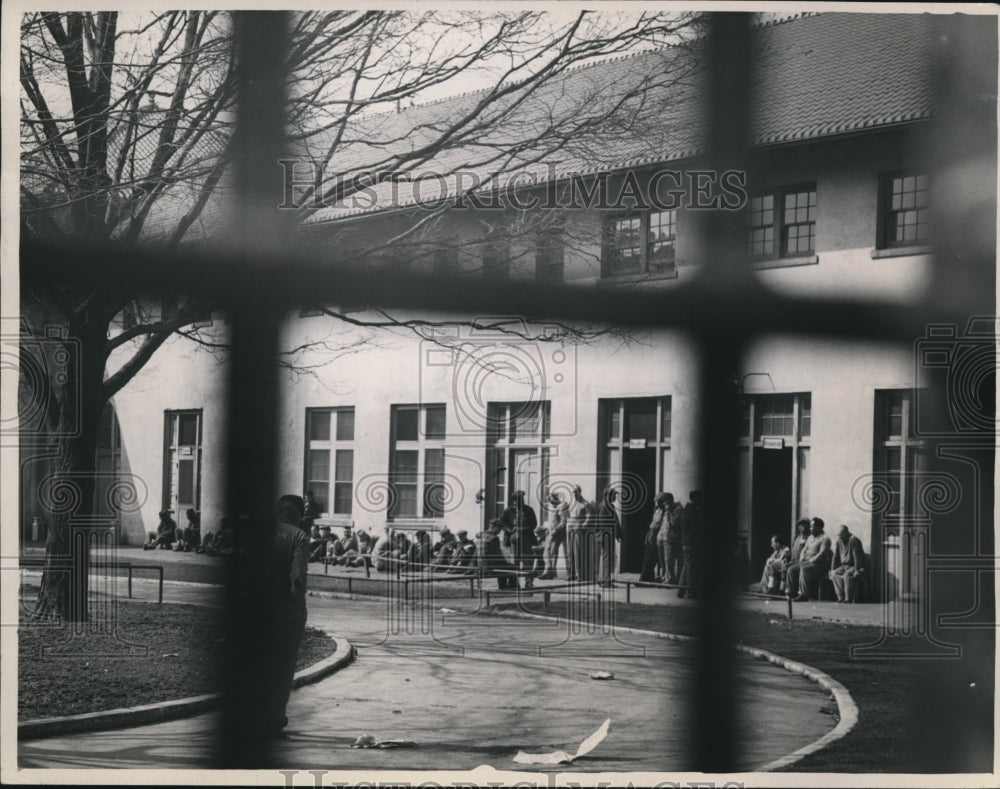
[98,547,895,628]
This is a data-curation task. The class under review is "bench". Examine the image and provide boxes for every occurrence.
[621,579,795,619]
[19,557,164,604]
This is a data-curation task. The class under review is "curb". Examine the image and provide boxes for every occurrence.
[18,628,355,741]
[484,606,859,772]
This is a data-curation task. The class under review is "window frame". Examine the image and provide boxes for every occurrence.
[878,171,930,250]
[388,403,448,521]
[601,208,677,278]
[304,406,356,518]
[747,183,817,261]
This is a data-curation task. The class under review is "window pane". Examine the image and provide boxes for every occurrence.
[178,414,199,446]
[390,485,417,518]
[309,449,330,482]
[424,448,445,478]
[309,483,329,511]
[609,408,621,440]
[425,405,447,439]
[336,409,354,441]
[334,483,353,515]
[800,395,811,438]
[647,209,676,271]
[178,459,194,502]
[396,408,418,440]
[627,401,657,443]
[512,402,540,440]
[310,411,331,441]
[335,449,353,482]
[662,399,672,439]
[393,449,418,482]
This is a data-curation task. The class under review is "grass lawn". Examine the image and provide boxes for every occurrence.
[18,600,335,721]
[498,600,994,774]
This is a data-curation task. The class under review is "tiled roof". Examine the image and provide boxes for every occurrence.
[303,12,937,223]
[130,12,938,239]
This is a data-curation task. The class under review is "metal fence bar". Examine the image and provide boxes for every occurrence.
[217,10,290,769]
[686,13,754,771]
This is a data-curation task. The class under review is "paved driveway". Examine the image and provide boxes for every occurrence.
[19,594,836,772]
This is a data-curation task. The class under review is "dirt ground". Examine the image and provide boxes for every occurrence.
[18,601,335,721]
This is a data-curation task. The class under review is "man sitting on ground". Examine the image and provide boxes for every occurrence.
[144,510,177,550]
[372,529,393,571]
[174,509,201,552]
[406,529,432,570]
[830,524,868,603]
[308,525,326,562]
[327,525,359,563]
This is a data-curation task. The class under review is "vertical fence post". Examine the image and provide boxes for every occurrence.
[217,10,291,768]
[686,13,755,772]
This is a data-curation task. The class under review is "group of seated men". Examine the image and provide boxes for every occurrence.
[142,509,202,552]
[758,517,869,603]
[305,523,478,573]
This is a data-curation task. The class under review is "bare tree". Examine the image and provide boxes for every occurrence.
[19,9,703,619]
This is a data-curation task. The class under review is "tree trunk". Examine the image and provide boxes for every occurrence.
[33,318,105,622]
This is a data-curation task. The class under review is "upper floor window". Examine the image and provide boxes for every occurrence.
[748,186,816,259]
[882,173,929,248]
[305,407,355,516]
[482,239,509,280]
[536,229,564,284]
[602,209,676,277]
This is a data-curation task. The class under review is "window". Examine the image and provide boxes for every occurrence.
[164,410,202,516]
[305,407,355,515]
[882,173,929,247]
[487,402,550,522]
[389,404,447,519]
[482,239,509,280]
[748,186,816,259]
[875,390,925,519]
[603,209,676,276]
[535,227,564,283]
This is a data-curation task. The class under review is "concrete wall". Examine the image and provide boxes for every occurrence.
[100,128,937,594]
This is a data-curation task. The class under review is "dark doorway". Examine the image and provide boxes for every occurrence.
[621,447,656,573]
[750,447,793,575]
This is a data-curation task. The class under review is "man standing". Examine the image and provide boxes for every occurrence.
[795,517,833,602]
[566,485,593,582]
[656,493,683,584]
[540,491,569,580]
[830,524,868,603]
[238,494,310,738]
[677,491,703,598]
[501,491,538,588]
[595,484,621,587]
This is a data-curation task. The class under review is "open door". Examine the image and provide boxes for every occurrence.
[750,446,793,574]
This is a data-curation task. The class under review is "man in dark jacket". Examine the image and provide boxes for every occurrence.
[500,490,538,588]
[235,495,310,738]
[480,519,518,588]
[677,490,703,598]
[830,524,868,603]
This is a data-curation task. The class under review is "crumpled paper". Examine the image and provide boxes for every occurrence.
[351,735,418,749]
[513,719,610,765]
[589,670,615,680]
